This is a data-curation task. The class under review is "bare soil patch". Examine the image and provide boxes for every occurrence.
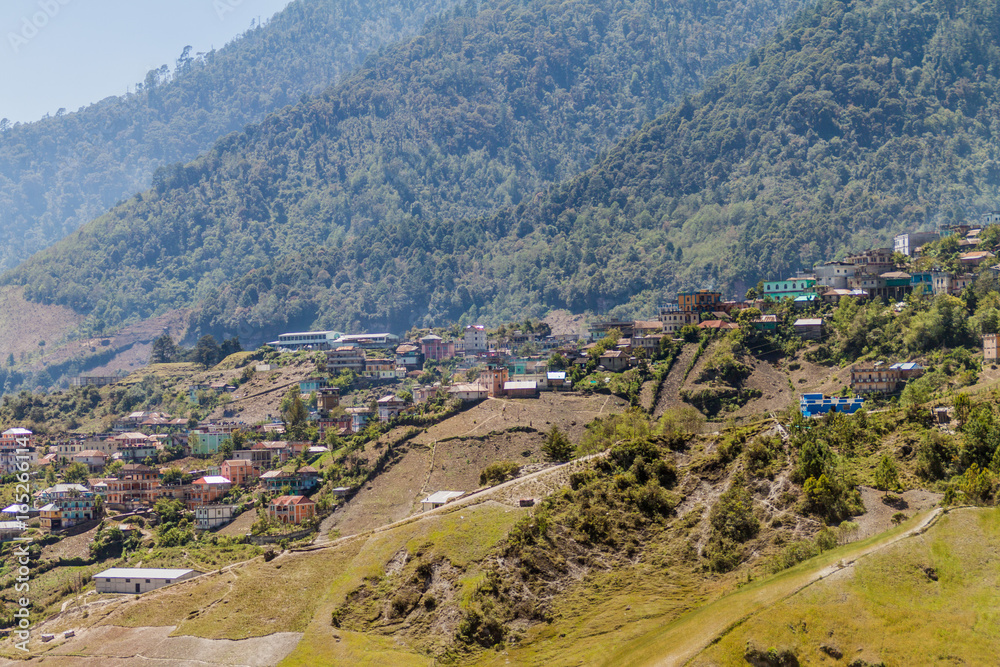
[215,509,258,538]
[542,309,588,337]
[0,286,84,364]
[327,444,434,536]
[204,357,318,423]
[851,485,943,541]
[412,393,625,447]
[654,344,698,418]
[41,525,100,561]
[4,625,301,666]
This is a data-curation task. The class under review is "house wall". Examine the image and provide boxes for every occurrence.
[985,334,999,361]
[95,572,198,594]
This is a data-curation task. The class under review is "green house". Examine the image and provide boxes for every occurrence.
[189,431,231,457]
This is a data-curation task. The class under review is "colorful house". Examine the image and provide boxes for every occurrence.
[188,430,232,457]
[221,459,257,486]
[260,468,321,494]
[763,278,817,300]
[268,495,316,524]
[189,476,232,507]
[37,484,97,532]
[420,334,455,361]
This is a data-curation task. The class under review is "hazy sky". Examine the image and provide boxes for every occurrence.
[1,0,293,123]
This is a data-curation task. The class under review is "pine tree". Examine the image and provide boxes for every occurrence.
[874,454,899,498]
[542,425,574,462]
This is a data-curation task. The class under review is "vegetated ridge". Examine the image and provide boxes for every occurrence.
[1,0,809,343]
[0,0,469,273]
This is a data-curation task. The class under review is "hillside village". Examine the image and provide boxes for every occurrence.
[3,216,1000,540]
[3,214,1000,658]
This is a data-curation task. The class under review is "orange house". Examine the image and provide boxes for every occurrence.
[267,495,316,524]
[189,476,232,508]
[221,459,256,487]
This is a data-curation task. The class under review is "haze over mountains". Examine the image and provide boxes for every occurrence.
[0,0,468,272]
[0,0,808,347]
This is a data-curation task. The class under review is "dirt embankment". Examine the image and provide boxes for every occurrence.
[325,394,624,536]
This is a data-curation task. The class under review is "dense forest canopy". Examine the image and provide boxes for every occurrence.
[0,0,468,272]
[195,0,1000,332]
[2,0,808,341]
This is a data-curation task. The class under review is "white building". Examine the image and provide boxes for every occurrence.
[93,568,200,594]
[464,325,487,353]
[269,330,344,351]
[0,428,36,474]
[194,504,237,531]
[894,231,940,257]
[420,491,464,511]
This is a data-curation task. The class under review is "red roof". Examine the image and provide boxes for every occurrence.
[270,495,315,506]
[698,320,738,329]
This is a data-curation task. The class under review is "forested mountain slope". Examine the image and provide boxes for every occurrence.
[2,0,808,341]
[191,0,1000,333]
[0,0,467,272]
[274,0,1000,328]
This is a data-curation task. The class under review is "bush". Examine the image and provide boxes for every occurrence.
[709,474,759,543]
[479,461,520,486]
[542,425,574,461]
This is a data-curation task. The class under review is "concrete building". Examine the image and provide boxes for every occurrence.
[813,261,856,289]
[483,359,509,398]
[677,290,722,313]
[334,333,400,349]
[465,325,487,353]
[503,380,539,398]
[194,504,237,531]
[420,491,464,511]
[420,334,455,361]
[985,333,999,362]
[0,428,36,475]
[763,278,817,300]
[93,567,200,594]
[268,495,316,524]
[323,346,366,373]
[269,330,344,351]
[894,231,940,257]
[377,395,409,422]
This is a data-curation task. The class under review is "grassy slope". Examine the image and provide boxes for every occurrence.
[695,507,1000,666]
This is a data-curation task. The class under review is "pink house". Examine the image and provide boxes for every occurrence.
[420,334,455,361]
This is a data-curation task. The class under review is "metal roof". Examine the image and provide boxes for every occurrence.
[421,491,464,504]
[794,318,823,326]
[94,568,196,580]
[195,476,232,485]
[504,381,538,390]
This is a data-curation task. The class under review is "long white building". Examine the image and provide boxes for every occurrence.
[93,568,200,594]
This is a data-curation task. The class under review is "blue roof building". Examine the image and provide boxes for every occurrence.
[800,393,865,418]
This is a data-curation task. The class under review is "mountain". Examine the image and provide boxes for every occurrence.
[0,0,469,273]
[334,0,1000,325]
[1,0,808,347]
[192,0,1000,333]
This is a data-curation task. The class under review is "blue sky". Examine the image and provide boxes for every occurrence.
[1,0,292,123]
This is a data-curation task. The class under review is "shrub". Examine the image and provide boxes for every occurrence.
[542,425,574,461]
[479,461,520,486]
[709,474,759,543]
